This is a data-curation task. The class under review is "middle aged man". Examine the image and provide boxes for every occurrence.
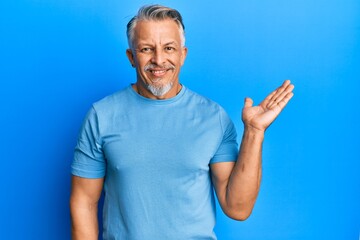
[70,4,295,240]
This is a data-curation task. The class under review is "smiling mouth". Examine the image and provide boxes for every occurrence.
[148,69,169,77]
[144,64,175,77]
[151,69,167,74]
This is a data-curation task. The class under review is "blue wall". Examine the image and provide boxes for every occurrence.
[1,0,359,239]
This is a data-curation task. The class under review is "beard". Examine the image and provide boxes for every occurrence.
[145,80,174,97]
[143,63,176,97]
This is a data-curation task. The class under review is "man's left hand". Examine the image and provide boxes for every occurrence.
[242,80,295,132]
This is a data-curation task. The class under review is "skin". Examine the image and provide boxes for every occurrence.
[126,19,188,99]
[70,18,294,239]
[70,177,103,240]
[211,80,294,220]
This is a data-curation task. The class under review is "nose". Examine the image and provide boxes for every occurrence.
[151,49,165,66]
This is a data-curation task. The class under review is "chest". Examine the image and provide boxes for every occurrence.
[100,108,223,176]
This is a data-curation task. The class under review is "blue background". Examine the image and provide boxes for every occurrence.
[1,0,359,239]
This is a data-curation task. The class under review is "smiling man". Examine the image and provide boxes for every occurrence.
[126,18,186,99]
[70,4,294,240]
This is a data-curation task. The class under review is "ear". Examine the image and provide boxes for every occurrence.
[126,49,136,67]
[180,47,188,66]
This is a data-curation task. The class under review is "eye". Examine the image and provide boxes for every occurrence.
[165,46,175,52]
[140,47,153,53]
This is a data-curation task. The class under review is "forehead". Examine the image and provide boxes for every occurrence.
[133,19,181,45]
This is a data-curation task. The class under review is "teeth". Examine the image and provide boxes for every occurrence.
[152,70,166,74]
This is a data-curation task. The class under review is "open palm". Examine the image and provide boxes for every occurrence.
[242,80,294,132]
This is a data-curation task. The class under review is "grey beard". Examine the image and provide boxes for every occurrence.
[145,81,173,97]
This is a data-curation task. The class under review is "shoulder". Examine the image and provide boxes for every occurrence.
[184,87,235,130]
[91,86,134,113]
[184,87,221,108]
[183,87,227,115]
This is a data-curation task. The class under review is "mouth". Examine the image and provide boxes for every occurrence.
[147,69,170,78]
[144,64,175,78]
[151,69,167,74]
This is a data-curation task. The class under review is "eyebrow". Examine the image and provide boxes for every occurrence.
[136,41,179,48]
[164,41,177,46]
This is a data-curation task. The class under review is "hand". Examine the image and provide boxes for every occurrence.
[242,80,294,132]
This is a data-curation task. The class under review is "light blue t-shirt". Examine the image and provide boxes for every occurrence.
[72,85,238,240]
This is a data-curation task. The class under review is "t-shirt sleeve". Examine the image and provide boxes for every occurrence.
[71,106,106,178]
[210,108,238,164]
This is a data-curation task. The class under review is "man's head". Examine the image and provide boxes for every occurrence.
[126,5,188,99]
[126,5,185,49]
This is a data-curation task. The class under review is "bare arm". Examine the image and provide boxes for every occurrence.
[70,176,104,240]
[211,80,294,220]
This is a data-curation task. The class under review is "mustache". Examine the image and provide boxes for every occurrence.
[144,63,175,71]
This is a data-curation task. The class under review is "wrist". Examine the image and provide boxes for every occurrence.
[244,124,265,134]
[243,126,265,141]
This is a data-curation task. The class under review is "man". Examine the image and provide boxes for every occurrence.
[70,4,294,240]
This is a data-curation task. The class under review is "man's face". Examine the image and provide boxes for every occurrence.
[126,19,187,99]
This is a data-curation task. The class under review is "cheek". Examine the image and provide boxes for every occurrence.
[135,55,150,66]
[170,55,183,66]
[177,53,186,64]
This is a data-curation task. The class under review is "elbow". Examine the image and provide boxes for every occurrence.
[224,209,253,221]
[223,202,255,221]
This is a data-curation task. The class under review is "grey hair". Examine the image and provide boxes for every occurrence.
[126,5,186,49]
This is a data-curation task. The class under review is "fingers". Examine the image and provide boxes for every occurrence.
[266,80,294,109]
[244,97,253,108]
[261,89,278,106]
[261,81,289,106]
[276,91,294,110]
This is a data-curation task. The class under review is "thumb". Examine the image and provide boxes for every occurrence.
[244,97,253,108]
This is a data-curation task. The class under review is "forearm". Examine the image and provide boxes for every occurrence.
[70,197,99,240]
[226,126,264,219]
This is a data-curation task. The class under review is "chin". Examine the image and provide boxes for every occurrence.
[146,81,174,97]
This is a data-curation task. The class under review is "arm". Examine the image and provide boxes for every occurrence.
[211,80,294,221]
[70,176,104,240]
